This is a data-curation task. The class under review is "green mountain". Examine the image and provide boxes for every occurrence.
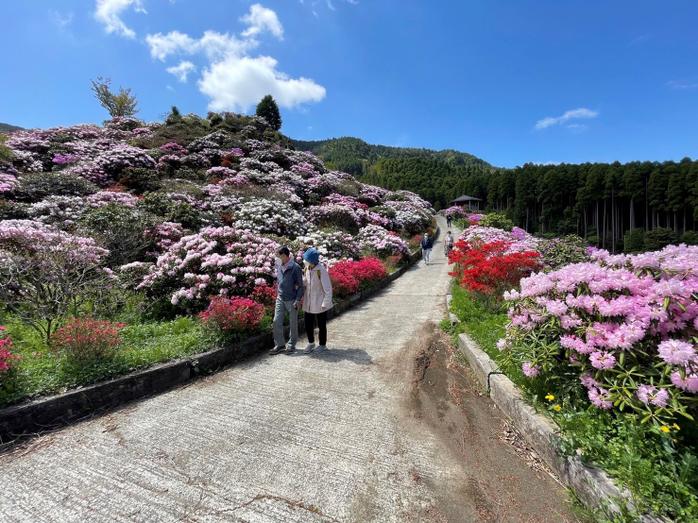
[291,137,496,209]
[0,122,23,133]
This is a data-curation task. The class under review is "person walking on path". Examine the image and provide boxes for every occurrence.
[301,247,333,354]
[444,230,455,257]
[446,215,453,228]
[421,232,434,265]
[270,246,304,355]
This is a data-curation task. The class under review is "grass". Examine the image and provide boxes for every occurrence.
[446,281,698,522]
[448,283,507,357]
[0,317,214,407]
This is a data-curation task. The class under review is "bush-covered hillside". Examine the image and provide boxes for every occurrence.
[0,111,434,405]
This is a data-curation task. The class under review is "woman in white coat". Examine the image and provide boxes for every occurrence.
[301,247,333,353]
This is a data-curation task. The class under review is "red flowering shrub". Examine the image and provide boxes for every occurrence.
[250,283,277,308]
[51,318,125,362]
[0,326,19,374]
[199,297,265,333]
[449,240,540,296]
[330,257,388,297]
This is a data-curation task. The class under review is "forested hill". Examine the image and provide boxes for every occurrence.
[0,123,23,133]
[291,137,496,208]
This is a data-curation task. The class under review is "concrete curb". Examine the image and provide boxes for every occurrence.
[456,332,663,522]
[0,243,427,444]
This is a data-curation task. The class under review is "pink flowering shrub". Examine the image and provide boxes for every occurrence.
[459,225,539,254]
[0,327,19,375]
[443,206,467,219]
[356,224,409,258]
[137,226,279,312]
[0,220,110,341]
[499,244,698,424]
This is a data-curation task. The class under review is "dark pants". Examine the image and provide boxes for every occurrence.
[305,311,327,345]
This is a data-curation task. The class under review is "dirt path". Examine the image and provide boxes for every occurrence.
[0,216,580,522]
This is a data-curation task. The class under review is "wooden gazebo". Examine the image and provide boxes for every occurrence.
[450,194,482,211]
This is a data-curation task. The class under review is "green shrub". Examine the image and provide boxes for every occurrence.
[624,228,646,253]
[118,167,161,193]
[680,230,698,245]
[480,212,514,231]
[0,135,14,162]
[539,235,588,270]
[139,192,205,230]
[14,173,99,202]
[644,227,678,251]
[0,199,28,219]
[80,204,158,266]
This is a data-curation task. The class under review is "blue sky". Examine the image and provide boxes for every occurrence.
[1,1,697,168]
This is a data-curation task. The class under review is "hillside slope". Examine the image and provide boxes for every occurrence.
[0,122,23,133]
[291,137,495,208]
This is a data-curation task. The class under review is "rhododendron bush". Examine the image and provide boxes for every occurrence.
[137,226,280,311]
[329,258,388,297]
[498,244,698,425]
[449,239,541,296]
[0,327,18,375]
[199,297,265,334]
[51,317,125,363]
[0,220,111,341]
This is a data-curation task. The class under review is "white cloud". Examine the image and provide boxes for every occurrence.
[667,80,698,90]
[166,61,196,82]
[94,0,146,39]
[240,3,284,40]
[146,31,196,60]
[146,4,325,112]
[199,54,326,111]
[535,107,598,130]
[146,30,253,61]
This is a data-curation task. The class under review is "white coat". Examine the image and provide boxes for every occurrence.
[302,263,333,314]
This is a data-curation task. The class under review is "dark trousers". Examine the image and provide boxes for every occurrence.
[305,311,327,345]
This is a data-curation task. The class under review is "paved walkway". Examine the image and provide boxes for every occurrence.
[0,217,577,522]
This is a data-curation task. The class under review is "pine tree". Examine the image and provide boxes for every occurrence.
[255,95,282,130]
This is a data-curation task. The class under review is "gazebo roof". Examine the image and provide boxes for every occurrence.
[451,194,482,203]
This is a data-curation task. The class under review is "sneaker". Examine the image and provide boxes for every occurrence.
[284,345,297,355]
[315,345,328,353]
[304,343,316,354]
[269,345,285,355]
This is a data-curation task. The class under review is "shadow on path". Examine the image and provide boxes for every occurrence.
[298,347,373,365]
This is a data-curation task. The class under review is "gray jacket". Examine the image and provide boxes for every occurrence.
[276,260,304,302]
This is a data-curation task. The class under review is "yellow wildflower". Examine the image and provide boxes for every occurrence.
[660,426,671,433]
[545,393,555,402]
[552,404,562,412]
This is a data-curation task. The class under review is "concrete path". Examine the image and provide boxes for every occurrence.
[0,216,578,522]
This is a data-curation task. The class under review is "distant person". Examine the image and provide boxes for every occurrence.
[301,248,333,354]
[446,215,453,228]
[444,230,454,256]
[270,246,304,355]
[421,232,434,265]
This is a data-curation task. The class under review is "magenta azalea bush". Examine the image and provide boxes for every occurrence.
[499,244,698,424]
